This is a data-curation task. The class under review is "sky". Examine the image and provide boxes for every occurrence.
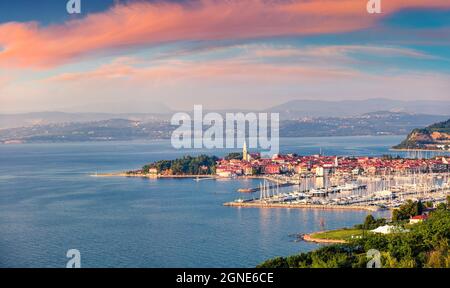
[0,0,449,113]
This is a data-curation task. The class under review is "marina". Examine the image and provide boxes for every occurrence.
[226,172,450,211]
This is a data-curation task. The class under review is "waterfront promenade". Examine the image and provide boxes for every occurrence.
[223,201,381,212]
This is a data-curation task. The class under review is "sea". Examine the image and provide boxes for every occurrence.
[0,135,429,267]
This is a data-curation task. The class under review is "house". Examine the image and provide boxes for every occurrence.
[243,165,254,176]
[216,170,234,178]
[295,164,309,174]
[315,166,324,177]
[352,168,363,175]
[264,164,280,175]
[409,214,428,224]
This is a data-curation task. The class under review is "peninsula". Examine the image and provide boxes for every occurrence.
[393,119,450,151]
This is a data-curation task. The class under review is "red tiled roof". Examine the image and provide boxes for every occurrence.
[411,215,428,220]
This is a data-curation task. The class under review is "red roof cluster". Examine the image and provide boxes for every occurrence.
[215,154,449,176]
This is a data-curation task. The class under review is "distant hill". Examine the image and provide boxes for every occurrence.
[0,119,173,144]
[0,112,172,129]
[268,98,450,118]
[393,119,450,150]
[2,99,449,129]
[1,111,448,144]
[280,112,449,137]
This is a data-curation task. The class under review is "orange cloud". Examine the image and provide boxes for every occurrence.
[1,0,449,68]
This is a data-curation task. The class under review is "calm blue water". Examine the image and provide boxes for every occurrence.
[0,136,402,268]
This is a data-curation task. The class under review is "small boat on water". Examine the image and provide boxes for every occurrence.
[237,188,256,193]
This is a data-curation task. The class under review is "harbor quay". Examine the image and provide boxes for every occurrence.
[223,201,381,212]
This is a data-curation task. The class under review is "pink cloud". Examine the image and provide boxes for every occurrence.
[46,56,360,85]
[0,0,449,68]
[251,45,434,59]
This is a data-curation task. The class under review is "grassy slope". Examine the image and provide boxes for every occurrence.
[311,229,364,241]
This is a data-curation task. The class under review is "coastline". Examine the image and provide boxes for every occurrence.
[91,172,275,181]
[91,172,218,179]
[390,148,450,153]
[302,232,348,244]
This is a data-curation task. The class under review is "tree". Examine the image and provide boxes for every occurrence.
[224,153,243,160]
[355,215,386,230]
[392,200,423,221]
[392,209,403,222]
[424,201,434,209]
[425,240,450,268]
[417,200,424,216]
[437,203,447,211]
[256,257,288,268]
[364,214,375,229]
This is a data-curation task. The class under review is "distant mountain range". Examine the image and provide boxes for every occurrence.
[269,98,450,119]
[1,98,449,129]
[1,111,449,144]
[393,119,450,151]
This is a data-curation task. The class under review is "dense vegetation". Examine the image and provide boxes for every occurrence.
[224,153,243,160]
[142,155,219,175]
[427,119,450,133]
[354,214,387,230]
[391,200,423,221]
[258,200,450,268]
[140,152,255,175]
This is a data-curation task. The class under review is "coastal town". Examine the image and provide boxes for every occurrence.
[216,143,450,211]
[108,141,450,212]
[215,142,450,178]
